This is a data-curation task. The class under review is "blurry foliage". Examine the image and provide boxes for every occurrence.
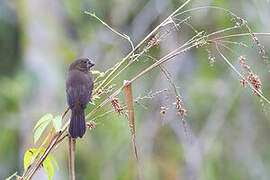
[0,8,20,75]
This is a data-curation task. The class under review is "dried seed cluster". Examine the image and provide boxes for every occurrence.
[148,35,160,47]
[238,56,262,96]
[111,98,125,115]
[86,121,96,130]
[160,106,168,115]
[251,34,267,59]
[173,97,186,117]
[240,77,247,87]
[239,56,250,71]
[247,72,262,96]
[194,39,207,48]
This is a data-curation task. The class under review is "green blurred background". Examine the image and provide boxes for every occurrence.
[0,0,270,179]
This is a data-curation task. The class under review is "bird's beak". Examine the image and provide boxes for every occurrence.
[87,61,95,68]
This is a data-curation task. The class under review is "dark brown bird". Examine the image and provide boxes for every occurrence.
[66,58,94,138]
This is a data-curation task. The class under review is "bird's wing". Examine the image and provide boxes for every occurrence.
[67,85,90,109]
[78,84,91,109]
[66,72,93,109]
[66,87,75,109]
[88,77,94,101]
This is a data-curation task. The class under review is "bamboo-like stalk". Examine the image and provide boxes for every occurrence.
[124,81,142,180]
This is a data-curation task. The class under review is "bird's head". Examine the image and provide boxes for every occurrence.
[69,58,95,72]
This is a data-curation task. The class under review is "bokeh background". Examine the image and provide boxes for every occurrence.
[1,0,270,179]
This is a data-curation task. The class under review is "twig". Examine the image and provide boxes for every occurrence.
[144,55,180,98]
[173,5,241,18]
[85,11,134,51]
[52,134,69,151]
[90,109,115,122]
[62,107,70,119]
[208,33,270,42]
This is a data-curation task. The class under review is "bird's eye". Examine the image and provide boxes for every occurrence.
[84,61,87,63]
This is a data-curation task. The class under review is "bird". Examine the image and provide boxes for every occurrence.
[66,58,94,138]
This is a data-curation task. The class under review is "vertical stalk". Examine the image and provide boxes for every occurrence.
[124,81,142,180]
[68,136,76,180]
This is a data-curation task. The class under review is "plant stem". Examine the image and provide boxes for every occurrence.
[208,33,270,42]
[68,136,76,180]
[124,81,142,180]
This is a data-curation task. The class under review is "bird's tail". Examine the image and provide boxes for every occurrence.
[69,108,86,138]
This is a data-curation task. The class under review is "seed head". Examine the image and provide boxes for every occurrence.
[111,98,125,115]
[86,121,96,130]
[160,106,168,115]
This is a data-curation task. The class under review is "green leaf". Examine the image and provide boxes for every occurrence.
[49,154,59,170]
[43,156,54,180]
[52,115,62,131]
[5,172,17,180]
[34,120,50,143]
[24,150,32,170]
[31,149,39,154]
[23,149,39,170]
[33,113,53,131]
